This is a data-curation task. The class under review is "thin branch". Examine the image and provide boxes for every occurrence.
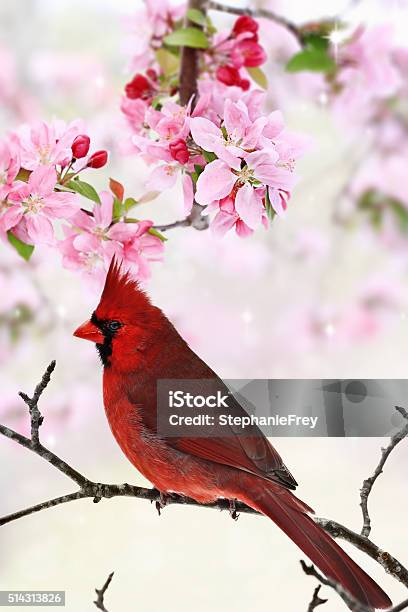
[94,572,114,612]
[207,1,304,45]
[360,406,408,537]
[301,561,408,612]
[315,517,408,588]
[307,585,328,612]
[18,360,56,445]
[153,202,209,232]
[0,363,407,594]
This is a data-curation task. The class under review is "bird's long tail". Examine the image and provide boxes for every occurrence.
[239,479,391,610]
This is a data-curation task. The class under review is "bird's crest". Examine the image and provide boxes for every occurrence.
[95,258,153,322]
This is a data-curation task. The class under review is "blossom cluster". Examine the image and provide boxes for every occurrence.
[122,9,301,238]
[0,120,163,283]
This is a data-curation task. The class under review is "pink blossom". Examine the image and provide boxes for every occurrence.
[60,191,163,283]
[2,166,79,245]
[13,119,83,170]
[126,0,185,71]
[145,163,179,191]
[195,150,293,211]
[190,99,268,169]
[0,140,20,201]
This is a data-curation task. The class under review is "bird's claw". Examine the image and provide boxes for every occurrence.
[229,498,240,521]
[154,490,171,516]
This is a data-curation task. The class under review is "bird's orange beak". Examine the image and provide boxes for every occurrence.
[73,320,104,344]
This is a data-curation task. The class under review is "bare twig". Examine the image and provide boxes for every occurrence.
[18,360,56,446]
[314,517,408,588]
[94,572,114,612]
[301,561,408,612]
[360,406,408,537]
[153,202,209,232]
[307,585,328,611]
[1,363,407,595]
[207,1,304,44]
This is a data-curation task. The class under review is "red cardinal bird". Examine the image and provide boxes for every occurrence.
[74,260,391,610]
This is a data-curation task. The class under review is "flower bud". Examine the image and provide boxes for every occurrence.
[232,15,259,38]
[125,74,152,100]
[237,40,267,67]
[169,139,189,165]
[216,65,242,87]
[87,150,108,169]
[71,134,90,159]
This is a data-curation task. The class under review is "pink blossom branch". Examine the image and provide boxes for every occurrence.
[207,1,304,44]
[179,0,207,106]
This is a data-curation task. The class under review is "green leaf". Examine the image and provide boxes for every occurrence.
[246,66,268,90]
[164,27,209,49]
[264,188,276,223]
[147,227,168,242]
[194,164,204,177]
[124,197,138,212]
[390,200,408,233]
[302,32,330,51]
[202,150,217,163]
[187,8,207,26]
[155,48,179,76]
[286,48,336,73]
[67,179,100,203]
[112,197,123,221]
[125,217,168,242]
[7,232,34,261]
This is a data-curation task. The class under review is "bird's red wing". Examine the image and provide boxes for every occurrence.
[128,357,298,490]
[166,385,298,490]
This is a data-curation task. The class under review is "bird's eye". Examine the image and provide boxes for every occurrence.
[107,320,122,332]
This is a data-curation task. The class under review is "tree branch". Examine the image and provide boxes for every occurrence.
[307,585,328,612]
[301,561,408,612]
[179,0,207,106]
[1,362,407,597]
[153,202,209,232]
[360,406,408,537]
[207,1,304,45]
[314,517,408,589]
[94,572,114,612]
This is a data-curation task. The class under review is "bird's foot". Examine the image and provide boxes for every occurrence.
[152,489,173,516]
[229,498,240,521]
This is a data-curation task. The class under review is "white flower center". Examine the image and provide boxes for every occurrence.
[24,195,44,213]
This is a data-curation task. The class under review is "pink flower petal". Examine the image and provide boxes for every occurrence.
[43,191,80,218]
[182,174,194,214]
[235,183,263,229]
[26,214,55,245]
[210,210,238,237]
[190,117,222,153]
[145,164,178,191]
[28,165,57,196]
[195,160,236,206]
[0,206,23,231]
[94,191,113,228]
